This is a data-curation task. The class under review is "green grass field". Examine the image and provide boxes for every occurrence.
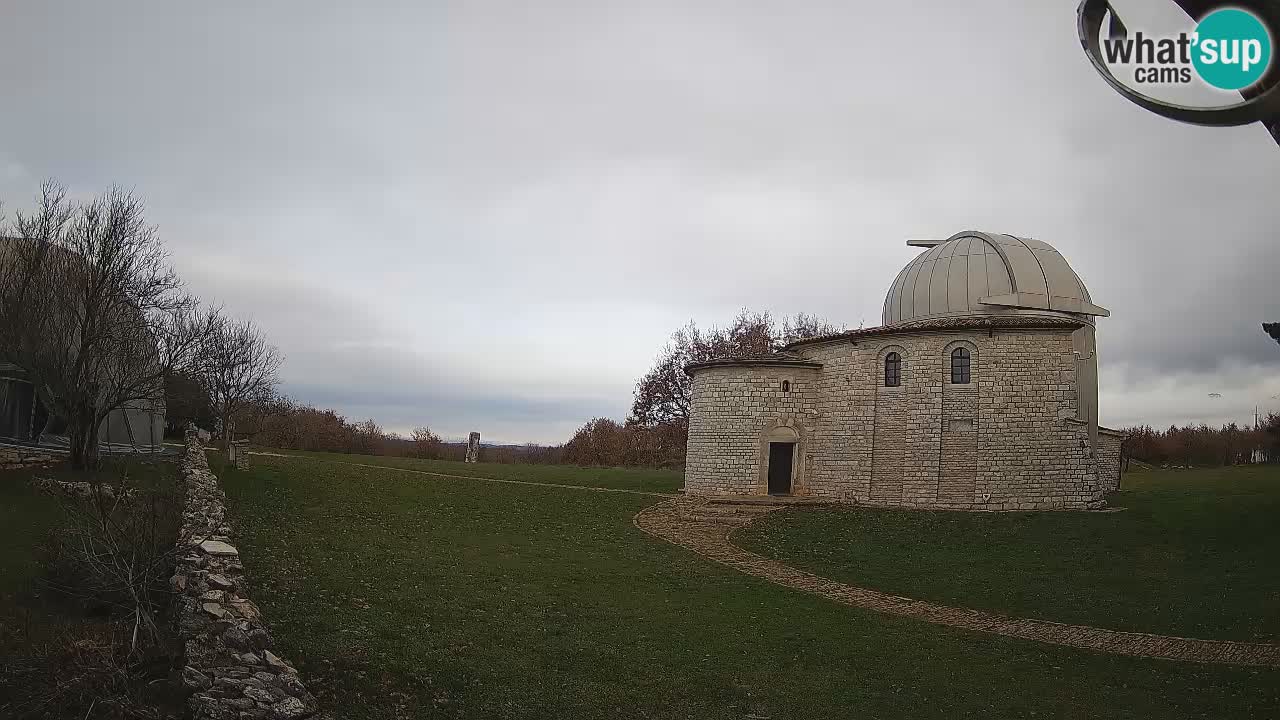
[738,465,1280,643]
[283,450,684,494]
[219,454,1280,719]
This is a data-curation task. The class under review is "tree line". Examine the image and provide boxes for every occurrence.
[1121,415,1280,468]
[168,389,572,464]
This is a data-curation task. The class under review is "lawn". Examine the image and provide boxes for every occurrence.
[280,449,684,494]
[219,454,1280,720]
[738,464,1280,643]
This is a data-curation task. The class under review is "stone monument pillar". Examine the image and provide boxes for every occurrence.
[465,432,480,463]
[229,440,250,470]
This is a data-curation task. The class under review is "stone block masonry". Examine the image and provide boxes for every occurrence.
[686,326,1120,510]
[171,429,320,720]
[684,366,819,496]
[1097,427,1126,492]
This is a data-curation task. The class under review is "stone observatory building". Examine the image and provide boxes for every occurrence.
[683,230,1125,510]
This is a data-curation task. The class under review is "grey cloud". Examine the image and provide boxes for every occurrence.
[2,0,1278,442]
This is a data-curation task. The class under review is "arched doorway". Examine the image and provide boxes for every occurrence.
[764,425,800,496]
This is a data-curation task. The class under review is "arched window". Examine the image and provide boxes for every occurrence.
[781,380,790,393]
[951,347,971,384]
[884,352,901,387]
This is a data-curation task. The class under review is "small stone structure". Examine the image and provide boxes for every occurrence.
[465,431,481,463]
[171,428,319,720]
[229,440,250,470]
[1096,427,1126,492]
[684,231,1126,511]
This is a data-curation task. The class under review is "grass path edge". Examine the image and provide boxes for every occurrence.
[633,498,1280,668]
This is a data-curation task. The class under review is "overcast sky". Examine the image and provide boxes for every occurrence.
[2,0,1277,443]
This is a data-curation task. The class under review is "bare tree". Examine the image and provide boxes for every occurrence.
[48,481,179,654]
[780,311,844,346]
[351,418,384,455]
[165,369,217,434]
[628,310,771,428]
[411,425,442,458]
[198,315,282,447]
[628,309,842,429]
[0,181,215,469]
[563,417,630,466]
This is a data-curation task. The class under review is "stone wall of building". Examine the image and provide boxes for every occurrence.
[171,431,320,720]
[1097,427,1126,493]
[967,331,1100,509]
[939,373,979,505]
[685,365,820,495]
[685,326,1110,510]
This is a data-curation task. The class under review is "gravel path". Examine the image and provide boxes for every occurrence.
[634,498,1280,667]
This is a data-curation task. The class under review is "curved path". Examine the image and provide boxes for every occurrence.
[634,499,1280,668]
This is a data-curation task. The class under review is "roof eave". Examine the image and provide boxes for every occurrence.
[683,359,824,376]
[782,315,1088,351]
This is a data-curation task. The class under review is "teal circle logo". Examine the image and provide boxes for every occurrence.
[1191,8,1273,90]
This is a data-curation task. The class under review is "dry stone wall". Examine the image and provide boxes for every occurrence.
[685,326,1114,510]
[32,477,132,500]
[0,447,57,470]
[171,431,319,720]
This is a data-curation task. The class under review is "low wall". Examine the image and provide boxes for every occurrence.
[0,447,57,470]
[171,431,319,720]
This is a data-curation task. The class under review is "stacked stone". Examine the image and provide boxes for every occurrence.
[0,447,57,470]
[31,477,131,499]
[172,430,319,720]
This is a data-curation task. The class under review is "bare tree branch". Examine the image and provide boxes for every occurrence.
[0,181,218,468]
[628,309,842,428]
[196,314,282,447]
